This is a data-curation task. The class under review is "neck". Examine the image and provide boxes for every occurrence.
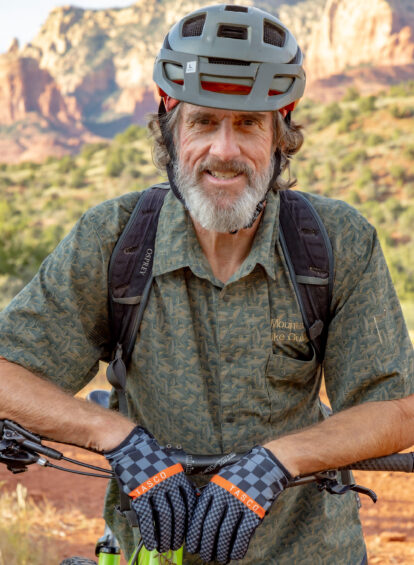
[191,205,265,284]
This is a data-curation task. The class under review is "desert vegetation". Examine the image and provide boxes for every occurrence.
[0,82,413,328]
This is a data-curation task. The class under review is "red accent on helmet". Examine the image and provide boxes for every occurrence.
[157,82,298,117]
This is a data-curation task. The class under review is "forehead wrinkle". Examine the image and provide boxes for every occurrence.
[183,107,270,123]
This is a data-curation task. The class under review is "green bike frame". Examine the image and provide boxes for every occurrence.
[97,545,183,565]
[129,547,183,565]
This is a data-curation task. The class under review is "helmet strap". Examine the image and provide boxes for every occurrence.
[285,111,292,127]
[158,100,186,205]
[234,147,282,233]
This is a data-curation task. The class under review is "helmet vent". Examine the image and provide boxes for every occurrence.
[182,15,206,37]
[263,22,285,47]
[225,5,248,12]
[218,24,248,40]
[208,57,250,66]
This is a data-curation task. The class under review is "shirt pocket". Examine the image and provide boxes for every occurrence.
[265,352,321,431]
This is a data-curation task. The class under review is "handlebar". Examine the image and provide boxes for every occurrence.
[0,417,413,504]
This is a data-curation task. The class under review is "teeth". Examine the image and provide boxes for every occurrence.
[209,170,239,179]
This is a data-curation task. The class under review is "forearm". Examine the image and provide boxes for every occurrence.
[0,358,134,452]
[265,395,414,477]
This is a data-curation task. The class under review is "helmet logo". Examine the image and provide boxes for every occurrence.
[186,61,197,73]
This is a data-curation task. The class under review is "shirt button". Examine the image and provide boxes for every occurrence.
[222,294,230,302]
[225,355,233,363]
[226,415,235,423]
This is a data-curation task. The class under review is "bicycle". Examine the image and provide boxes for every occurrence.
[1,391,413,565]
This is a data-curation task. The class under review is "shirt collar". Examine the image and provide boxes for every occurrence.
[152,189,192,276]
[152,187,280,282]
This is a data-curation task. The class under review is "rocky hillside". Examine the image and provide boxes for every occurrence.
[0,0,413,162]
[0,82,413,322]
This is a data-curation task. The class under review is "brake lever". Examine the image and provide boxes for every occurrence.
[0,446,40,473]
[1,420,63,460]
[316,476,377,503]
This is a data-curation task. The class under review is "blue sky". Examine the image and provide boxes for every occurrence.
[0,1,136,54]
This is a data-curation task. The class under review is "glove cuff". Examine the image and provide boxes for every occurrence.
[262,446,293,482]
[103,425,152,458]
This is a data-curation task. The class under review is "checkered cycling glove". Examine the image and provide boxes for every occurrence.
[105,426,197,553]
[186,446,291,564]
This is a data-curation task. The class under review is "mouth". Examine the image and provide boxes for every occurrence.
[205,170,243,180]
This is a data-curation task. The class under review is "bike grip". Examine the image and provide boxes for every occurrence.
[343,452,414,473]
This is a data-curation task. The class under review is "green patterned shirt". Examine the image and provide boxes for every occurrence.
[0,187,412,564]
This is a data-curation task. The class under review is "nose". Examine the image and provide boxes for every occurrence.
[209,120,241,161]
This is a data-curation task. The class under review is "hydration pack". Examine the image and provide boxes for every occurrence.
[106,184,334,415]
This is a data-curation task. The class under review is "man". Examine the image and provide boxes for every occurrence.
[0,4,413,564]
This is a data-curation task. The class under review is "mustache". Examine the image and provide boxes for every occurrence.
[196,158,254,179]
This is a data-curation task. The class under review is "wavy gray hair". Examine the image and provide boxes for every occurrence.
[146,104,304,191]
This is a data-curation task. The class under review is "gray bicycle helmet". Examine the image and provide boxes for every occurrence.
[153,3,305,113]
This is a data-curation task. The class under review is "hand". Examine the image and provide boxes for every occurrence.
[105,426,197,552]
[186,445,291,564]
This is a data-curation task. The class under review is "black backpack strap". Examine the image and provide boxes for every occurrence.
[106,183,169,416]
[279,190,334,362]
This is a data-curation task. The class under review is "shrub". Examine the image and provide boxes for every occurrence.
[81,142,108,161]
[400,208,414,232]
[0,176,13,188]
[70,168,87,188]
[20,161,41,171]
[347,190,361,205]
[337,108,358,133]
[317,103,342,128]
[403,144,414,159]
[105,148,124,177]
[45,155,58,165]
[342,86,360,102]
[384,197,405,221]
[124,147,143,164]
[389,80,414,97]
[356,166,374,189]
[324,161,336,183]
[115,125,146,144]
[125,166,142,179]
[389,105,414,119]
[57,155,75,174]
[389,164,406,186]
[358,95,377,113]
[366,133,385,147]
[340,149,368,172]
[298,158,318,187]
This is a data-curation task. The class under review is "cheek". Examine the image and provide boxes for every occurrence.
[244,139,274,169]
[178,134,207,169]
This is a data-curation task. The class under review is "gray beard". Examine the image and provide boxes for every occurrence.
[173,156,275,233]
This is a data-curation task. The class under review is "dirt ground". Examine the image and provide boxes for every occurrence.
[0,444,413,564]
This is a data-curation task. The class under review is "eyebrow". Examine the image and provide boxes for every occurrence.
[185,110,268,122]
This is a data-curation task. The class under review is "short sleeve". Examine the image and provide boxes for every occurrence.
[323,210,414,412]
[0,193,139,393]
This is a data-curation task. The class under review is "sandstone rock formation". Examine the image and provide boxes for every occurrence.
[18,0,325,123]
[0,52,81,125]
[0,51,100,162]
[306,0,414,81]
[1,0,413,162]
